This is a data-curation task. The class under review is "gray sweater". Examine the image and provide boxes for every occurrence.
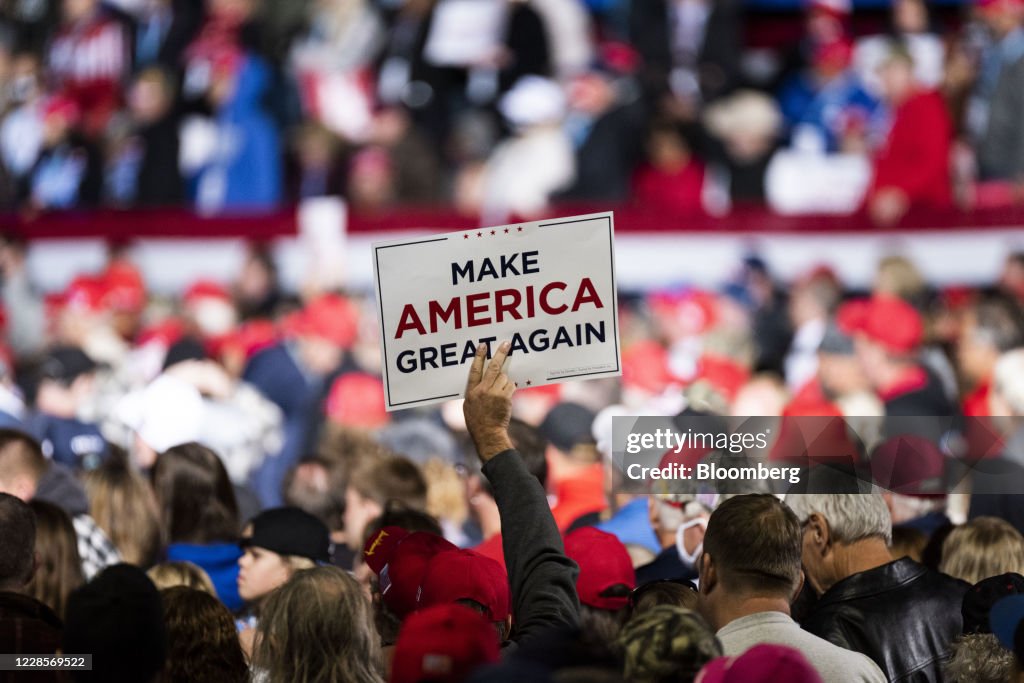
[717,611,886,683]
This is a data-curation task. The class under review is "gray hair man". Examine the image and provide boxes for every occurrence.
[788,493,968,682]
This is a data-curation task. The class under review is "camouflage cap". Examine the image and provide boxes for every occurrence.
[618,605,722,683]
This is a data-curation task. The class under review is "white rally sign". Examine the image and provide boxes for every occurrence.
[372,212,621,411]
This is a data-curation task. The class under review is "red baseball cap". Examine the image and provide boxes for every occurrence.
[649,290,718,336]
[286,294,359,349]
[362,526,411,575]
[60,275,107,313]
[100,260,147,313]
[220,319,278,360]
[376,532,456,618]
[325,372,388,429]
[693,355,749,402]
[870,434,946,496]
[390,604,501,683]
[622,340,675,394]
[836,296,923,354]
[563,527,636,611]
[183,279,232,305]
[697,644,823,683]
[417,550,511,623]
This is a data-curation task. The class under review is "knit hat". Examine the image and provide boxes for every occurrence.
[241,507,332,563]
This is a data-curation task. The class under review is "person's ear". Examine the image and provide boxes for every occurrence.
[13,474,37,504]
[698,552,716,595]
[807,513,831,555]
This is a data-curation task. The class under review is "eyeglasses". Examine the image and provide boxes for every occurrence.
[627,578,698,611]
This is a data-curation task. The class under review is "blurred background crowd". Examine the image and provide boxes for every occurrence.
[3,0,1024,223]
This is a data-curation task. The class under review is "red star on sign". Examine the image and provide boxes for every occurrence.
[476,232,482,237]
[463,234,469,239]
[525,380,532,386]
[517,227,523,232]
[504,228,509,233]
[490,230,496,235]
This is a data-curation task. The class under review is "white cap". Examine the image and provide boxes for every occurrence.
[499,76,567,129]
[116,374,204,453]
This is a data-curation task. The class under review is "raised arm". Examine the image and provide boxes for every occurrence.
[463,342,580,644]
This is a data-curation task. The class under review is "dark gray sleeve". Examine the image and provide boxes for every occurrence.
[482,449,580,644]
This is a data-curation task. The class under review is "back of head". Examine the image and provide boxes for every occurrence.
[619,605,721,683]
[785,493,893,545]
[941,517,1024,585]
[27,499,83,619]
[254,566,383,683]
[63,564,167,683]
[702,494,802,596]
[363,500,442,545]
[628,580,700,618]
[161,586,248,683]
[0,492,35,590]
[152,443,239,544]
[0,429,47,496]
[348,455,427,510]
[539,403,598,461]
[972,297,1024,353]
[84,460,162,566]
[508,418,549,486]
[283,457,344,532]
[146,561,216,595]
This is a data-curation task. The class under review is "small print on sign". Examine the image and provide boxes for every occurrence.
[372,212,621,410]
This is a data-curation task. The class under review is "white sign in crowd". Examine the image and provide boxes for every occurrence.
[372,212,621,410]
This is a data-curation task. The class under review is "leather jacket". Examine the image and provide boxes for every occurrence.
[801,557,968,683]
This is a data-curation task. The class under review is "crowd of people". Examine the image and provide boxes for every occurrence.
[2,0,1024,222]
[0,203,1022,682]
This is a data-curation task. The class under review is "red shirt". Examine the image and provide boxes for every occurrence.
[869,90,952,208]
[632,161,705,214]
[550,462,607,532]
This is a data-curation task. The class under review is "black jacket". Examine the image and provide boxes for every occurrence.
[802,557,968,683]
[482,449,580,647]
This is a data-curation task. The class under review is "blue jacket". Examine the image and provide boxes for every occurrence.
[778,71,880,153]
[192,54,282,211]
[167,542,243,612]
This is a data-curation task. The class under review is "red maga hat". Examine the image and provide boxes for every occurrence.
[285,293,359,349]
[564,527,636,611]
[367,530,456,619]
[390,604,501,683]
[417,550,511,623]
[836,296,923,354]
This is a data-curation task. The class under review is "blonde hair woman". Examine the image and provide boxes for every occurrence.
[253,566,384,683]
[940,517,1024,584]
[83,460,162,567]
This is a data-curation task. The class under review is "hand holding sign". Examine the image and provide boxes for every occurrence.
[463,341,515,462]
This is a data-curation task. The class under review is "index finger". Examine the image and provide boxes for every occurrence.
[482,340,511,387]
[466,342,487,393]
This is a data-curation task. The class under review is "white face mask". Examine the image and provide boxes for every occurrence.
[675,516,707,567]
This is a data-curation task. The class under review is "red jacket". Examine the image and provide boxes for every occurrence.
[869,90,952,207]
